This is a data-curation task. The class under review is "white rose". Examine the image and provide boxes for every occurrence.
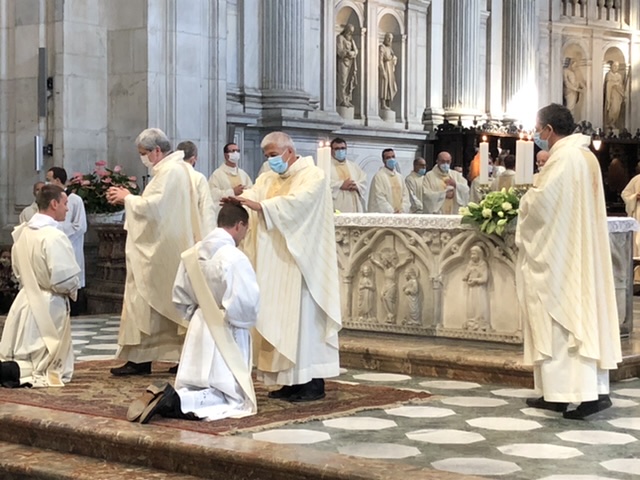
[498,211,504,218]
[501,202,513,211]
[458,207,470,216]
[482,208,492,219]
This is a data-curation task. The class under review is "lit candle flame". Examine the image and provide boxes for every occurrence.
[482,135,487,142]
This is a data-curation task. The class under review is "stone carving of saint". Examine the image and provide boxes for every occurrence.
[604,61,626,129]
[378,33,398,110]
[402,267,422,326]
[357,263,375,321]
[370,248,411,324]
[336,24,358,108]
[462,245,491,332]
[563,58,585,113]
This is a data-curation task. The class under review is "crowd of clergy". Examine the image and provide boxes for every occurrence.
[0,102,625,422]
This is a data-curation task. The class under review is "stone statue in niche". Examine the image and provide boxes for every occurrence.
[378,33,398,111]
[402,267,422,326]
[604,61,626,129]
[370,247,411,324]
[462,245,491,331]
[563,58,585,114]
[336,24,358,108]
[357,263,375,321]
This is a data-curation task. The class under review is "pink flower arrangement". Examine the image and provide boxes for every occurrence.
[67,161,140,213]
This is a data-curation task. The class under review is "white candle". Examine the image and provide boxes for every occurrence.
[523,136,534,185]
[317,141,332,180]
[515,133,525,185]
[317,141,324,168]
[478,137,489,184]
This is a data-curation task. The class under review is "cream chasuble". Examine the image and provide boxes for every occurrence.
[187,164,217,237]
[172,228,259,420]
[516,134,622,402]
[58,192,87,287]
[0,214,80,387]
[491,170,516,192]
[208,164,253,213]
[367,167,410,213]
[621,174,640,259]
[117,150,199,363]
[19,202,38,224]
[240,156,341,386]
[423,167,469,214]
[405,171,425,213]
[330,158,367,213]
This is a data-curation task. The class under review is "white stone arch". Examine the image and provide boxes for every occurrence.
[377,8,405,36]
[335,1,364,27]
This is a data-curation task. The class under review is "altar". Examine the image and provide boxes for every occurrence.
[335,214,637,344]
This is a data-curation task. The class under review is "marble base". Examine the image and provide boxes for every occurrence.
[380,109,396,123]
[336,105,354,120]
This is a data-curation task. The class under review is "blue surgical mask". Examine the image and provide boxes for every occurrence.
[268,153,288,174]
[417,168,426,176]
[439,164,450,174]
[386,158,397,170]
[334,149,347,162]
[533,131,549,151]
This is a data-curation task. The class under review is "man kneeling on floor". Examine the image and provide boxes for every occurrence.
[127,203,259,423]
[0,185,81,388]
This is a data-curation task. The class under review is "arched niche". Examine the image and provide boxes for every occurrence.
[335,3,363,118]
[561,43,589,122]
[602,46,628,131]
[377,11,403,120]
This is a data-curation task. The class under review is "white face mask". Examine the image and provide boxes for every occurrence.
[140,155,154,169]
[228,152,240,164]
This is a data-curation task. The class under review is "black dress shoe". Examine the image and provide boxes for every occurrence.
[110,361,152,376]
[563,395,613,420]
[0,361,21,388]
[268,384,302,399]
[139,383,198,424]
[168,364,179,374]
[288,379,326,403]
[525,396,569,412]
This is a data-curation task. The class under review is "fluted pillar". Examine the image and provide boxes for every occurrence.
[260,0,310,109]
[443,0,482,115]
[502,0,537,122]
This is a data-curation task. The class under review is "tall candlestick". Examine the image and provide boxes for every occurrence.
[515,133,525,185]
[522,135,534,184]
[478,136,489,183]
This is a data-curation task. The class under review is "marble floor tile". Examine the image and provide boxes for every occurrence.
[337,442,420,459]
[467,416,542,431]
[431,457,522,476]
[352,373,411,382]
[556,430,637,445]
[251,429,330,445]
[385,406,456,418]
[323,417,397,430]
[419,380,480,390]
[497,443,583,459]
[600,458,640,475]
[405,429,485,444]
[440,396,508,407]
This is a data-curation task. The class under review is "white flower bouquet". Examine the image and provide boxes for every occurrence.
[459,187,519,236]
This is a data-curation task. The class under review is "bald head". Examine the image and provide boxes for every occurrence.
[33,181,45,198]
[436,151,452,165]
[536,150,550,169]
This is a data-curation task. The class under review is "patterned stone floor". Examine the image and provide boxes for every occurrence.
[66,315,640,480]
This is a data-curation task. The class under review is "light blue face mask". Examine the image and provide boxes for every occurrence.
[533,131,549,151]
[417,168,426,176]
[439,163,450,174]
[268,152,288,174]
[386,158,397,170]
[334,149,347,162]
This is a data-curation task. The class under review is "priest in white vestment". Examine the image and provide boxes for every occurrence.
[19,181,45,224]
[234,131,341,402]
[621,172,640,260]
[126,204,259,423]
[490,154,516,192]
[423,151,469,214]
[367,148,411,213]
[208,143,253,213]
[405,157,427,213]
[517,104,622,419]
[469,158,493,204]
[106,128,200,376]
[329,137,367,213]
[177,140,217,236]
[46,167,87,290]
[0,185,80,387]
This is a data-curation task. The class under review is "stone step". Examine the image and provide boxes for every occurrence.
[0,403,480,480]
[0,441,201,479]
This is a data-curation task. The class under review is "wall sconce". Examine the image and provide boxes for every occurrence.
[592,130,602,151]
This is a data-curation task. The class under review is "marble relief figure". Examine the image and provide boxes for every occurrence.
[357,264,375,321]
[370,248,411,324]
[336,24,358,108]
[604,61,626,129]
[378,33,398,110]
[563,58,585,114]
[402,267,422,326]
[462,245,491,331]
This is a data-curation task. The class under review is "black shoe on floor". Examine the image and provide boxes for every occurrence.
[168,364,179,374]
[563,395,613,420]
[525,396,569,412]
[268,384,302,399]
[288,379,326,403]
[139,383,198,424]
[110,361,152,376]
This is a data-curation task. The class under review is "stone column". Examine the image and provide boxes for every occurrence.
[423,0,445,131]
[501,0,537,123]
[260,0,310,110]
[487,0,503,119]
[443,0,482,119]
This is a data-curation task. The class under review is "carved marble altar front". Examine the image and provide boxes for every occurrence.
[335,214,637,344]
